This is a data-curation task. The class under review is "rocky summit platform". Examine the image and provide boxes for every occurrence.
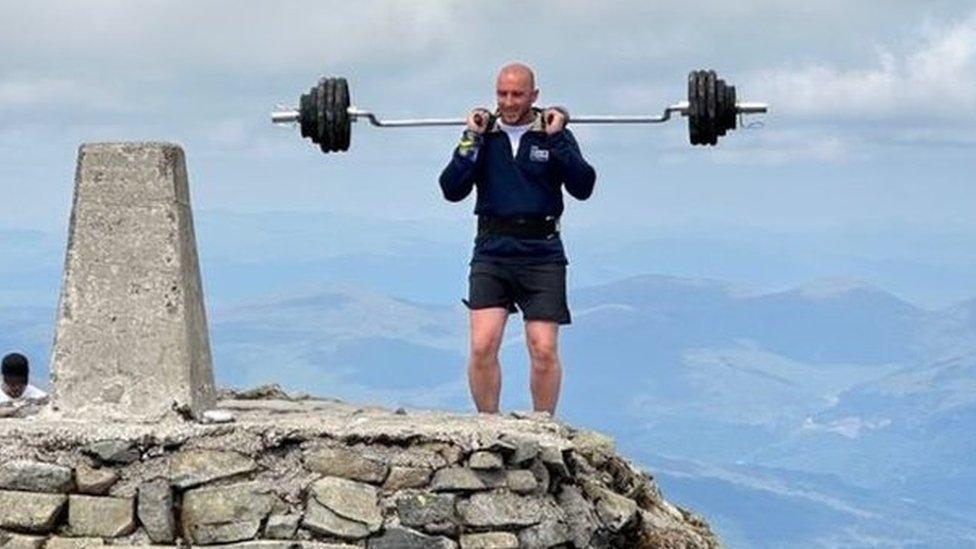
[0,390,718,548]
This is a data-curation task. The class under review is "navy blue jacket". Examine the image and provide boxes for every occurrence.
[439,110,596,264]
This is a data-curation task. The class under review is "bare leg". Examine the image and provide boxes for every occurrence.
[525,320,561,414]
[468,307,509,413]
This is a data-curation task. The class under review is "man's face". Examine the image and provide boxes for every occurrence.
[2,376,27,398]
[496,69,539,125]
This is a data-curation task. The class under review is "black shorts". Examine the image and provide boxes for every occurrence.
[462,261,571,325]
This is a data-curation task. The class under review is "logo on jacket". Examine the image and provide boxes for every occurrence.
[529,145,550,162]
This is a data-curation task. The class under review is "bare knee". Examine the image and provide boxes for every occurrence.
[528,340,558,370]
[470,339,500,368]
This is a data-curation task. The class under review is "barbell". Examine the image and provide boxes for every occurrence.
[270,70,768,152]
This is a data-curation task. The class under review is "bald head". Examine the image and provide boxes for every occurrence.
[498,62,536,89]
[495,62,539,125]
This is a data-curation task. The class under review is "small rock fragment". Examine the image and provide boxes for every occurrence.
[75,464,118,495]
[459,532,519,549]
[264,513,301,539]
[83,440,139,465]
[383,466,431,491]
[468,451,503,471]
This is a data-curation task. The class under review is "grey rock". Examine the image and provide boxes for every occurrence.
[212,539,361,549]
[67,495,135,537]
[507,437,540,465]
[188,544,289,549]
[0,460,73,493]
[302,498,371,540]
[539,445,570,478]
[518,518,573,549]
[459,532,520,549]
[264,513,301,539]
[169,448,256,489]
[74,464,118,495]
[430,467,505,492]
[468,451,503,471]
[0,490,67,533]
[367,526,456,549]
[191,520,263,544]
[382,466,431,491]
[571,430,614,467]
[307,477,382,530]
[0,532,45,549]
[389,446,450,469]
[304,446,389,484]
[593,487,638,532]
[137,478,175,543]
[484,438,517,454]
[181,482,273,544]
[396,492,456,529]
[83,440,139,465]
[505,469,538,494]
[44,538,105,549]
[457,491,543,528]
[557,485,598,547]
[529,458,550,495]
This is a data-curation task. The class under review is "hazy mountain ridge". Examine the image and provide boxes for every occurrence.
[4,263,975,547]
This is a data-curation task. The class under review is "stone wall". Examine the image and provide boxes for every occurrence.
[0,393,718,548]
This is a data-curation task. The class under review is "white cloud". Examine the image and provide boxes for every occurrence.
[754,12,976,119]
[0,77,125,110]
[657,128,860,165]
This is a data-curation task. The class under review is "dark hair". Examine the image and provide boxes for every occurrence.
[2,353,29,379]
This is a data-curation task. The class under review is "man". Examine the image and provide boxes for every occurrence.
[439,62,596,415]
[1,352,47,403]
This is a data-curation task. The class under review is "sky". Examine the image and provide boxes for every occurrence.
[1,0,975,306]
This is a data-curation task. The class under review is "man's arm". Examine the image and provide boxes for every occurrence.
[549,128,596,200]
[438,130,483,202]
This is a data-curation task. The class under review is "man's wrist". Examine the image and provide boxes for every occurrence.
[457,130,483,158]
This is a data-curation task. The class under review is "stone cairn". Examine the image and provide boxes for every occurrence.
[0,143,719,548]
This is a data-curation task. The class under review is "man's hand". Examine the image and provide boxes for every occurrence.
[466,108,492,134]
[543,107,568,135]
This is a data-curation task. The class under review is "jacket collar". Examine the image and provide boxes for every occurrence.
[488,108,545,133]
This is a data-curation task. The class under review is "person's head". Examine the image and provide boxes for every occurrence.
[2,352,29,398]
[496,62,539,125]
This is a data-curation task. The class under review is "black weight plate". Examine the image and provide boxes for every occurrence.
[716,79,727,137]
[319,78,334,153]
[308,86,321,143]
[316,81,328,152]
[687,71,699,145]
[687,71,696,145]
[327,77,342,152]
[697,70,709,146]
[326,78,338,152]
[705,70,718,145]
[299,93,310,139]
[335,78,351,151]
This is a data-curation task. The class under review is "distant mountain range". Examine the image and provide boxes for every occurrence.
[204,274,976,547]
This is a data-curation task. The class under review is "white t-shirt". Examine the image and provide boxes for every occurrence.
[0,384,47,403]
[498,121,533,157]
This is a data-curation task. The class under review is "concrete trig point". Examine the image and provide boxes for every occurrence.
[50,143,215,421]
